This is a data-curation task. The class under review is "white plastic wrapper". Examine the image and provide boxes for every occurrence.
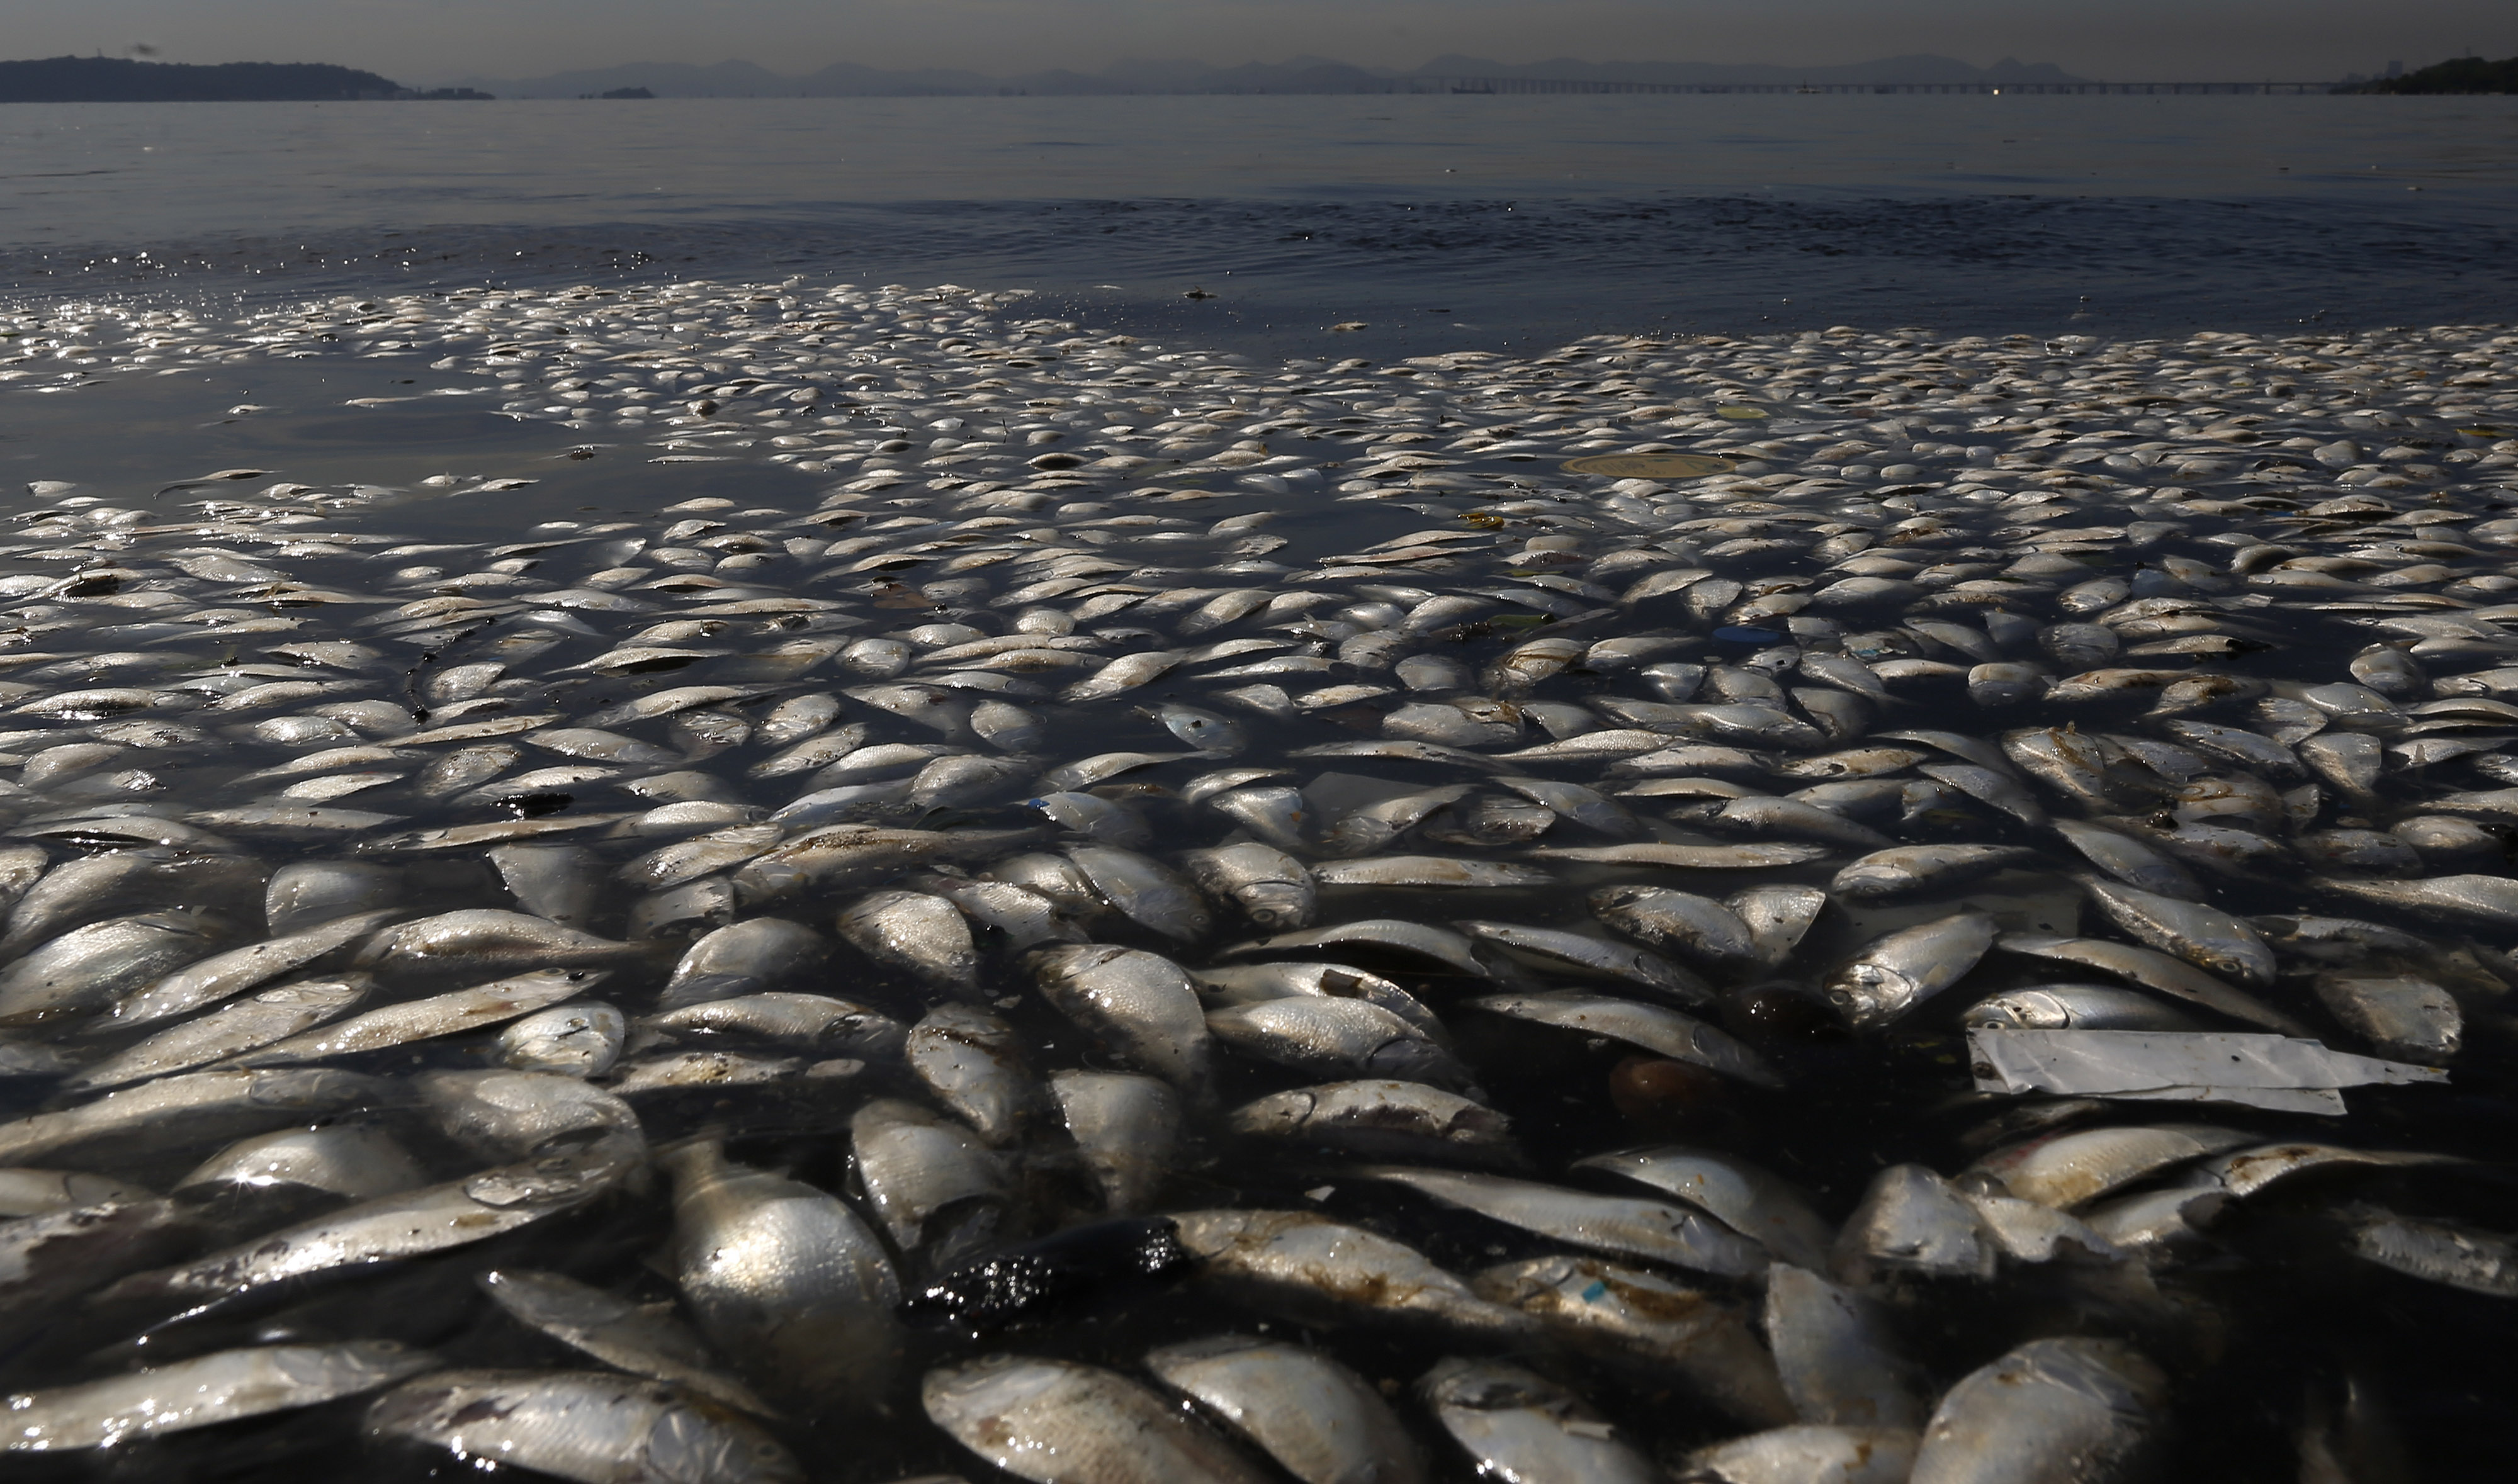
[1968,1030,2449,1114]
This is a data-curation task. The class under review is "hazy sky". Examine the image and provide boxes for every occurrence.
[16,0,2515,84]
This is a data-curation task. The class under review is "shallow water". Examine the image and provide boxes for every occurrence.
[6,94,2518,353]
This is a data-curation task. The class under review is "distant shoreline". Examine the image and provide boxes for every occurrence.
[20,49,2514,104]
[0,55,488,103]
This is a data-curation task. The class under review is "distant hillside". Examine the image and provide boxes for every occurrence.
[1409,53,2084,85]
[2349,55,2518,93]
[448,52,2083,98]
[0,55,414,102]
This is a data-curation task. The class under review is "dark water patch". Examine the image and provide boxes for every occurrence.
[8,193,2515,363]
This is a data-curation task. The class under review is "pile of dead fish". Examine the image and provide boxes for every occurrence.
[0,282,2512,1481]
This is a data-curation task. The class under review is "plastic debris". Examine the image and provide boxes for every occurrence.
[1968,1029,2447,1115]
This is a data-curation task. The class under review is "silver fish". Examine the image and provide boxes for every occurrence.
[1474,1254,1793,1425]
[1419,1358,1663,1484]
[1068,844,1212,942]
[660,916,828,1009]
[0,1067,378,1167]
[498,1000,628,1077]
[1999,933,2306,1034]
[1686,1426,1919,1484]
[1361,1165,1771,1278]
[0,909,226,1025]
[1028,944,1212,1090]
[1834,1164,1994,1284]
[838,888,981,994]
[1226,1079,1513,1164]
[1145,1334,1425,1484]
[1763,1263,1924,1429]
[478,1268,774,1416]
[1907,1338,2165,1484]
[2076,876,2278,986]
[1050,1069,1182,1215]
[190,1118,421,1210]
[1825,912,1999,1029]
[923,1354,1272,1484]
[366,1369,800,1484]
[1829,845,2035,903]
[105,908,397,1030]
[906,1004,1041,1146]
[1574,1145,1834,1270]
[1469,990,1783,1088]
[5,1340,433,1452]
[1968,1123,2252,1209]
[354,908,643,971]
[103,1140,635,1310]
[1459,919,1711,1003]
[1960,984,2205,1032]
[235,967,608,1065]
[1170,1208,1533,1341]
[1207,997,1473,1089]
[661,1137,900,1405]
[1182,842,1316,930]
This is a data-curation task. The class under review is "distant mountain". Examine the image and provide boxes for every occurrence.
[0,55,409,102]
[446,52,2083,98]
[1408,53,2084,85]
[2346,54,2518,94]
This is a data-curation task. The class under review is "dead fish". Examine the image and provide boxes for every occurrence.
[1360,1164,1770,1278]
[1459,919,1712,1003]
[1573,1145,1833,1270]
[837,888,981,994]
[1183,842,1316,930]
[1825,913,1999,1029]
[1144,1334,1426,1484]
[105,909,398,1030]
[100,1140,635,1311]
[1418,1357,1663,1484]
[0,909,227,1025]
[232,967,607,1065]
[1227,1079,1513,1164]
[1169,1208,1533,1341]
[850,1096,1018,1270]
[1763,1263,1924,1429]
[1906,1338,2166,1484]
[1068,845,1211,942]
[0,1067,378,1167]
[1473,1254,1795,1427]
[1685,1426,1919,1484]
[1029,943,1213,1089]
[905,1004,1041,1146]
[660,1137,901,1406]
[1051,1070,1183,1215]
[353,909,643,971]
[1469,989,1782,1088]
[366,1369,800,1483]
[1830,845,2035,902]
[1209,996,1474,1089]
[67,974,372,1091]
[1999,933,2306,1034]
[2075,876,2278,987]
[4,1340,434,1451]
[923,1354,1272,1484]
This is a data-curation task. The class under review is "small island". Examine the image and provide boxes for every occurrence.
[0,55,492,102]
[2348,53,2518,93]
